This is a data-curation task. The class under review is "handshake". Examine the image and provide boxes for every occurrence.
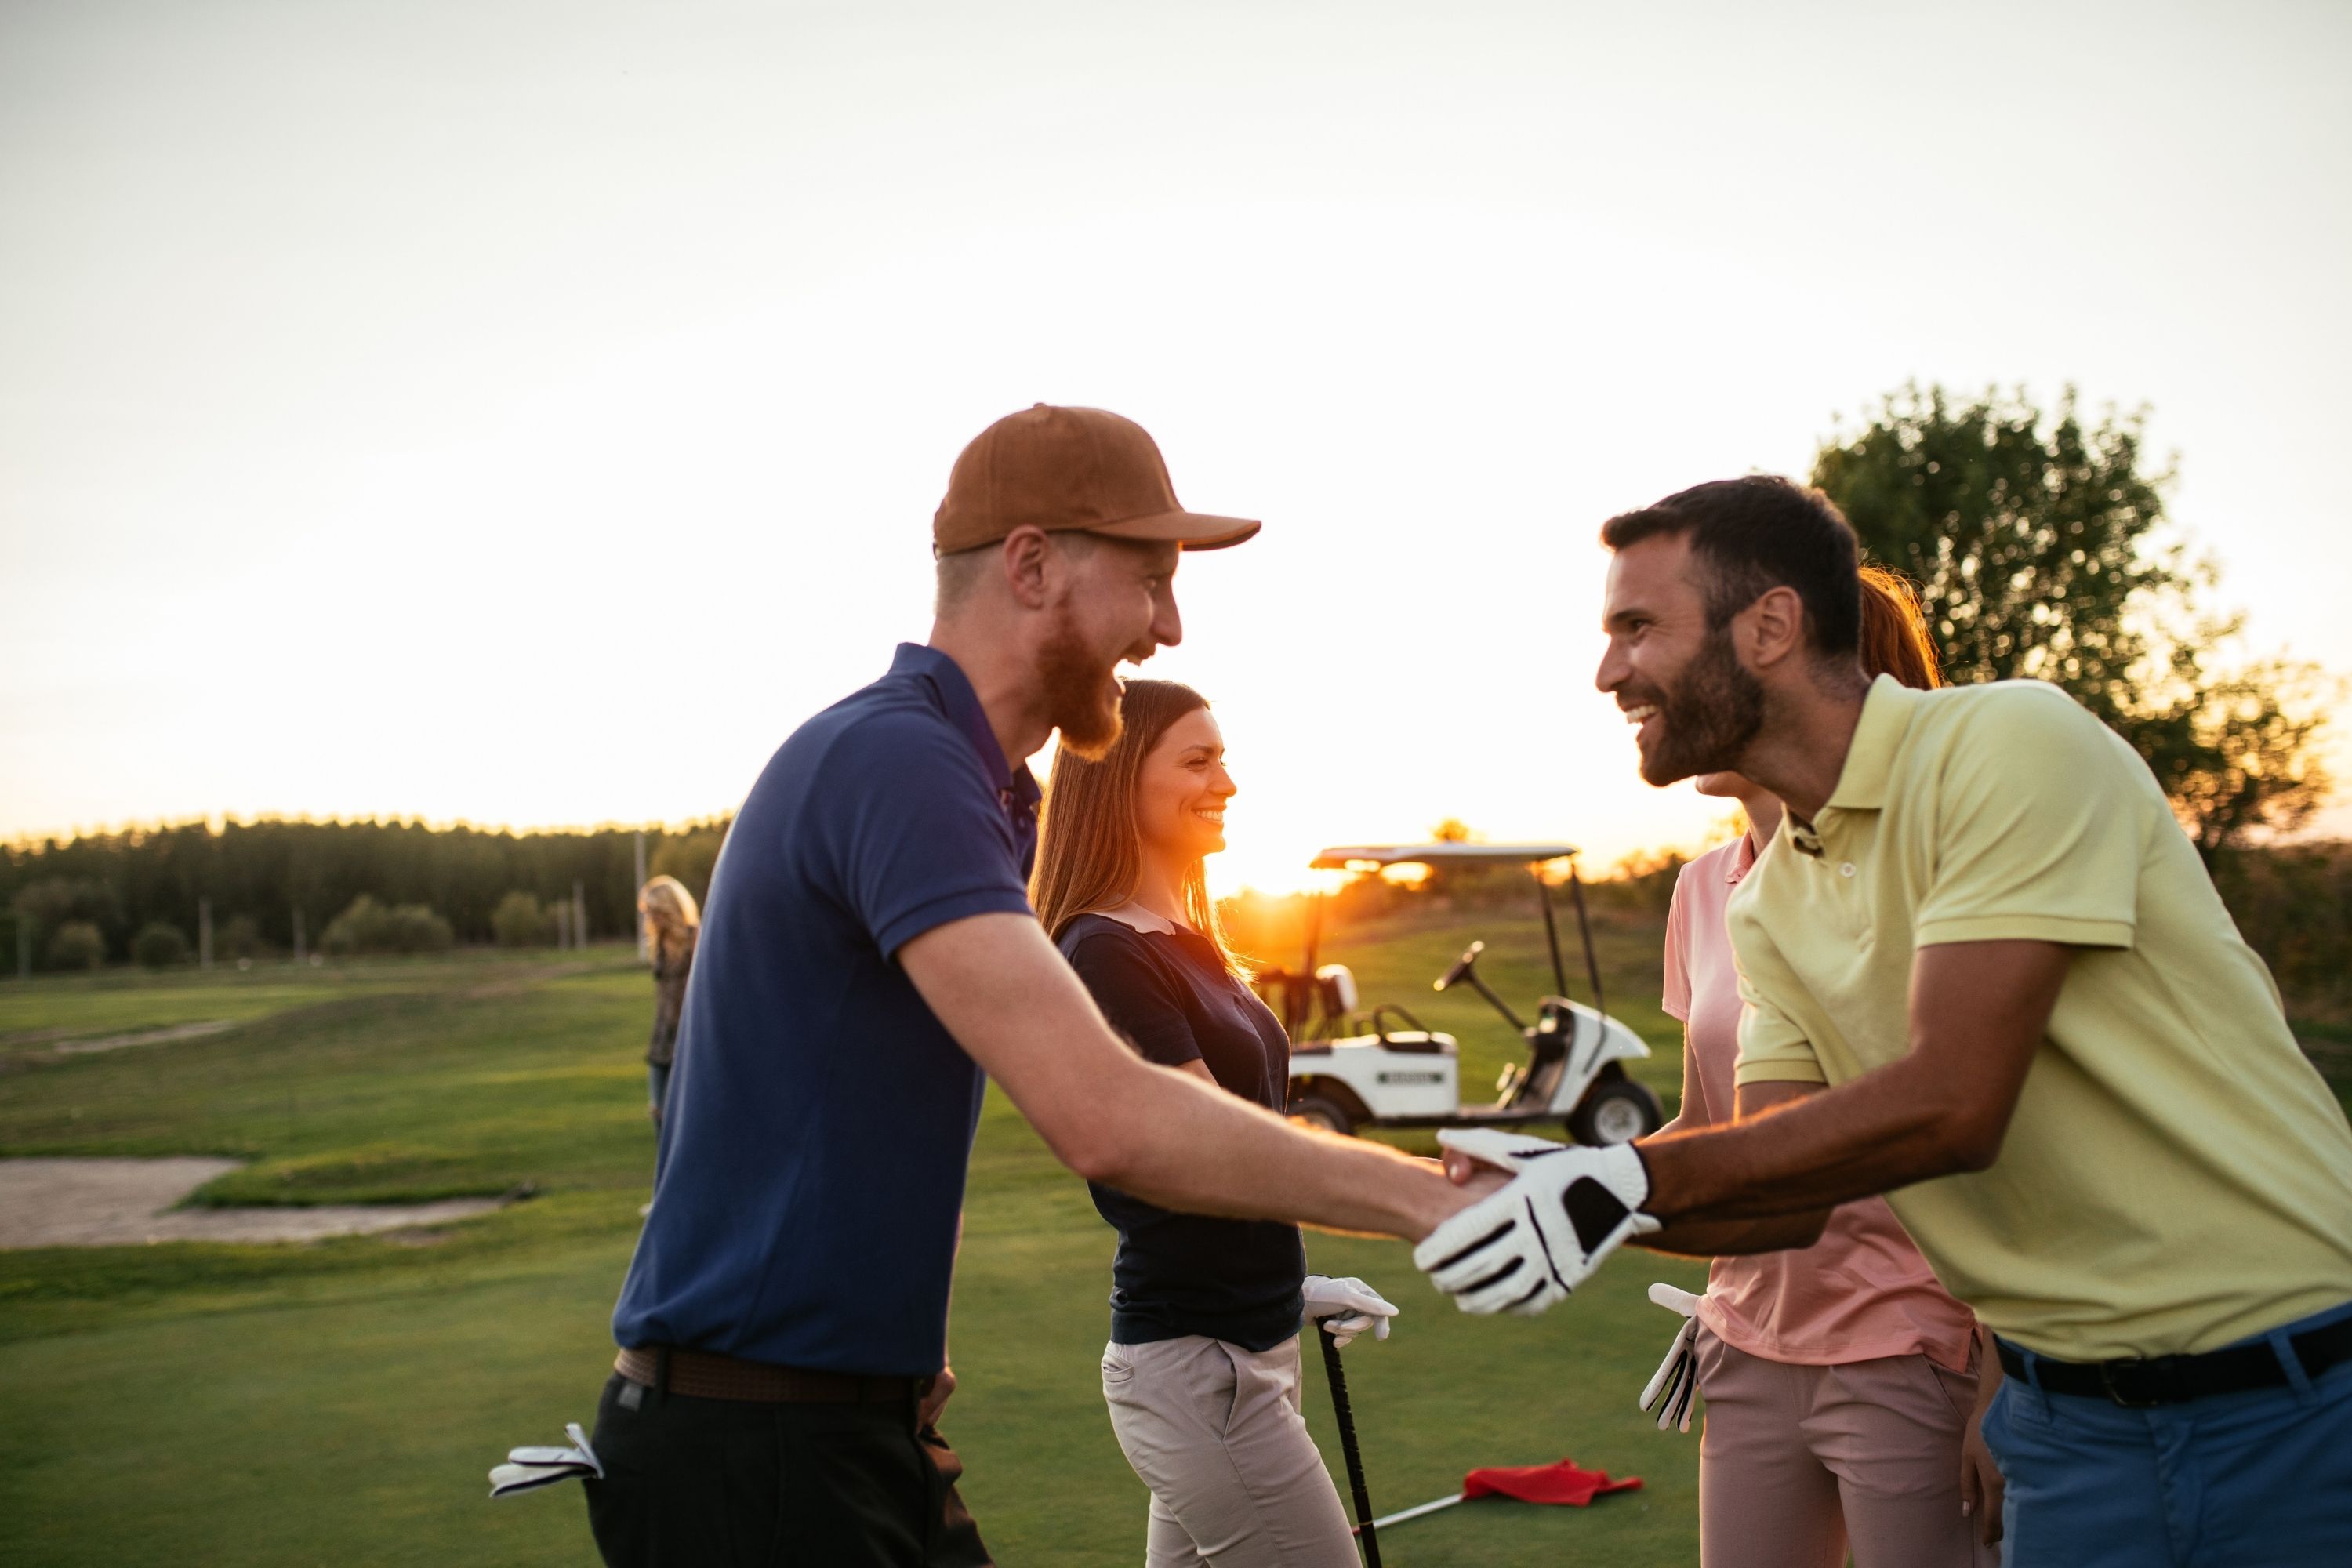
[1411,1130,1660,1315]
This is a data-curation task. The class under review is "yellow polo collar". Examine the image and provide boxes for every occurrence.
[1824,675,1923,813]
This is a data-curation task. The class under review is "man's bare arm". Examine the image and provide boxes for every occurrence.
[1636,940,2070,1224]
[1628,1031,1811,1255]
[1636,1080,1831,1255]
[899,913,1476,1242]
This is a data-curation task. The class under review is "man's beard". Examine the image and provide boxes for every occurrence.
[1039,609,1123,761]
[1639,625,1766,786]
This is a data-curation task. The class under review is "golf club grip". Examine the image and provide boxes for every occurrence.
[1317,1325,1382,1567]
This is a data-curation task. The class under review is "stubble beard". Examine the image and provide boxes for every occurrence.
[1640,624,1767,786]
[1038,605,1124,762]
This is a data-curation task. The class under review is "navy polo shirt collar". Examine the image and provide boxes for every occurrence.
[889,642,1041,822]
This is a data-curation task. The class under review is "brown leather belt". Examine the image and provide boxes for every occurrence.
[615,1345,931,1405]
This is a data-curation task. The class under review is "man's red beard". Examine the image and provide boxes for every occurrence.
[1038,611,1124,761]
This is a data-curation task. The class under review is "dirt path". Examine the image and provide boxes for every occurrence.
[50,1020,242,1055]
[0,1157,508,1247]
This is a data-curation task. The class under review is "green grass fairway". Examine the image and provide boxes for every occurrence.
[1,915,1706,1566]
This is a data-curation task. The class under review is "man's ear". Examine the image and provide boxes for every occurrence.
[1000,527,1055,612]
[1740,585,1807,672]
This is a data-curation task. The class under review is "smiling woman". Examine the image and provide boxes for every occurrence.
[1030,681,1242,969]
[1030,681,1398,1568]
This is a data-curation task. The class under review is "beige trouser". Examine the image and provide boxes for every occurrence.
[1694,1325,1998,1568]
[1100,1334,1359,1568]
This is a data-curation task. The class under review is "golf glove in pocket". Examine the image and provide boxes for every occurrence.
[1640,1282,1703,1433]
[1303,1273,1399,1348]
[1414,1130,1660,1316]
[488,1421,601,1498]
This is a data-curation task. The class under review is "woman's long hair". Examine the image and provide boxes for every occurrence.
[1030,679,1247,975]
[1858,565,1944,689]
[637,874,701,969]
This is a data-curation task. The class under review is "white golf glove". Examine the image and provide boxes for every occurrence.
[1640,1282,1703,1433]
[1303,1274,1399,1348]
[488,1422,602,1498]
[1413,1129,1661,1316]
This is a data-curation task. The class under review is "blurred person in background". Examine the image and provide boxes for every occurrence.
[1032,678,1399,1568]
[637,874,700,1131]
[1642,566,2000,1567]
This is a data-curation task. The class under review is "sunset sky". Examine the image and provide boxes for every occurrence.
[5,1,2349,895]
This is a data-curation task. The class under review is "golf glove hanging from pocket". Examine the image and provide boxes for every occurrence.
[1639,1282,1703,1434]
[487,1422,602,1498]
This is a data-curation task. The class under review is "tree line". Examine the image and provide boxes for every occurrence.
[2,816,730,970]
[5,384,2339,996]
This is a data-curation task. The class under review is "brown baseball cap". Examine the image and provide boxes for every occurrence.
[933,404,1261,557]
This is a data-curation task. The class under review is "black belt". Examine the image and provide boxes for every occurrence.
[1998,1313,2352,1408]
[615,1346,929,1405]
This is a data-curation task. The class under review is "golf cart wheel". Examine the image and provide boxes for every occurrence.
[1291,1094,1356,1138]
[1568,1078,1663,1146]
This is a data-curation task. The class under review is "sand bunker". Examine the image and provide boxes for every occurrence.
[0,1157,507,1247]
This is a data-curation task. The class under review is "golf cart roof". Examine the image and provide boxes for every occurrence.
[1311,843,1581,869]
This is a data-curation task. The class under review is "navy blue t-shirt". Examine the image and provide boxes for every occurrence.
[1059,913,1307,1352]
[612,644,1040,1377]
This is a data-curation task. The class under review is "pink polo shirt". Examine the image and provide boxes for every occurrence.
[1663,834,1977,1373]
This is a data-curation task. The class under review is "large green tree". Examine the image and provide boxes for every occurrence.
[1813,384,2332,859]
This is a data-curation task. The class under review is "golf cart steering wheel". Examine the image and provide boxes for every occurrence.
[1435,940,1485,993]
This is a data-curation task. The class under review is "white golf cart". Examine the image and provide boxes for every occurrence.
[1265,844,1664,1147]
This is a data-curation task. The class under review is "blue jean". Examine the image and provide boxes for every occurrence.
[647,1062,672,1125]
[1983,1302,2352,1567]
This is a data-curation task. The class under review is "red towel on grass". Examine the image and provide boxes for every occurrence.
[1461,1457,1642,1506]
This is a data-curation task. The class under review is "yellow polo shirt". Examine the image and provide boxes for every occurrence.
[1728,676,2352,1360]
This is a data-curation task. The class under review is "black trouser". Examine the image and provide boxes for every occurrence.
[584,1373,993,1567]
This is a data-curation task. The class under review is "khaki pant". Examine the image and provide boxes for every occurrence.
[1695,1325,1997,1568]
[1100,1335,1359,1568]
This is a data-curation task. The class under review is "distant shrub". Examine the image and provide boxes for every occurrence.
[491,891,553,949]
[11,876,118,931]
[2215,839,2351,1025]
[1586,847,1693,921]
[319,895,454,956]
[132,922,192,968]
[45,920,107,971]
[649,822,729,905]
[215,914,271,961]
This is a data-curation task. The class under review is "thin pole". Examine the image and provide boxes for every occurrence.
[1534,871,1569,996]
[1317,1325,1382,1566]
[1567,863,1606,1018]
[1367,1492,1465,1531]
[633,832,648,964]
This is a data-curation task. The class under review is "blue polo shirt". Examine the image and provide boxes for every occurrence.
[612,644,1040,1377]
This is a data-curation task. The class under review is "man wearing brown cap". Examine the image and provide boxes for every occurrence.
[587,406,1483,1567]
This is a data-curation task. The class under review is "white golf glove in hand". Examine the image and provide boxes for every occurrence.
[1303,1274,1399,1348]
[1414,1129,1661,1315]
[1640,1282,1703,1433]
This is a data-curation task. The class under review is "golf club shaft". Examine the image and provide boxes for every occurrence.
[1317,1324,1381,1567]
